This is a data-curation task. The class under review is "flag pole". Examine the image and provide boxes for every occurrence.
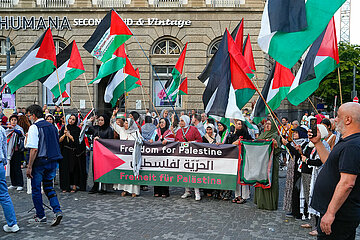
[140,84,147,110]
[55,68,69,141]
[307,97,323,120]
[69,95,80,113]
[132,36,179,119]
[337,68,343,105]
[82,74,96,117]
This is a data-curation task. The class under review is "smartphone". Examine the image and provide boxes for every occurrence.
[310,118,317,137]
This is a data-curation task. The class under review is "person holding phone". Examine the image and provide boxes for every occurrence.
[309,102,360,239]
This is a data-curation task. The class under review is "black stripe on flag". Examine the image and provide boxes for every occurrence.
[83,10,112,53]
[268,0,307,33]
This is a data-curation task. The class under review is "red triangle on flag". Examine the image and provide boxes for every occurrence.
[67,40,85,70]
[234,18,244,50]
[243,34,256,71]
[93,140,125,181]
[36,28,57,66]
[62,91,69,98]
[272,63,295,89]
[113,44,127,58]
[179,77,188,94]
[124,56,138,78]
[174,42,188,74]
[110,10,133,36]
[317,17,339,64]
[135,68,141,83]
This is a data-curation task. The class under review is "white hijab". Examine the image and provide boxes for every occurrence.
[180,115,190,128]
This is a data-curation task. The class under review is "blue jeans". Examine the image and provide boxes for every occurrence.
[31,161,61,218]
[0,162,17,227]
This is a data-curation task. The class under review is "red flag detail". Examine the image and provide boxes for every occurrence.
[36,28,57,66]
[110,10,133,36]
[113,44,127,58]
[67,40,85,70]
[62,91,69,98]
[272,63,295,89]
[317,17,339,64]
[243,34,256,71]
[227,30,256,90]
[124,56,138,78]
[93,140,125,180]
[174,42,188,74]
[179,77,188,94]
[234,18,244,50]
[135,68,142,85]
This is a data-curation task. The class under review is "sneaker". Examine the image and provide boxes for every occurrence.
[181,191,192,199]
[28,215,47,224]
[50,212,63,226]
[195,193,201,201]
[7,186,16,190]
[16,187,23,191]
[3,224,20,233]
[285,213,294,218]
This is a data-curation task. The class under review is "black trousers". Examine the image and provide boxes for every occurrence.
[10,151,24,187]
[317,215,360,240]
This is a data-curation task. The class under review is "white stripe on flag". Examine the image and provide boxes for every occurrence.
[225,84,245,120]
[43,60,71,90]
[104,69,126,103]
[257,0,277,53]
[204,88,218,114]
[266,80,279,103]
[3,48,45,83]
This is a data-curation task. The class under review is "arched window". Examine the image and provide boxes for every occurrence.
[54,38,67,54]
[208,39,221,56]
[0,38,16,55]
[152,39,181,55]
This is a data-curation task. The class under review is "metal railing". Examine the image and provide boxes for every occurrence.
[0,0,14,8]
[154,0,183,7]
[39,0,70,7]
[97,0,126,7]
[211,0,241,7]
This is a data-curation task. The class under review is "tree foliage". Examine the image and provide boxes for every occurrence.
[314,42,360,108]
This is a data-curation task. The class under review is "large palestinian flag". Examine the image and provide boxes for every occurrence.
[90,44,127,84]
[287,18,339,106]
[104,56,140,107]
[258,0,345,68]
[198,19,243,85]
[41,40,84,98]
[203,30,254,120]
[93,139,239,190]
[83,9,132,63]
[252,62,294,124]
[3,28,57,93]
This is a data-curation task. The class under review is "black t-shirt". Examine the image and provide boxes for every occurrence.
[311,133,360,221]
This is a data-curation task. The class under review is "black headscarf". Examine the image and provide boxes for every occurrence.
[159,117,170,136]
[234,121,252,140]
[130,111,140,122]
[98,114,110,130]
[217,122,227,137]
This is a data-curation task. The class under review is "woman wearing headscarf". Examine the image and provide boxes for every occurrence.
[216,122,230,144]
[320,118,336,150]
[176,115,203,200]
[17,115,30,168]
[59,114,81,193]
[113,118,142,197]
[202,124,217,197]
[149,118,175,198]
[6,115,25,191]
[159,109,171,127]
[281,126,309,219]
[86,114,114,194]
[141,116,157,141]
[45,114,56,126]
[230,120,253,203]
[254,119,281,210]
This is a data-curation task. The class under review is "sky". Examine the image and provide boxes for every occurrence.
[335,1,360,45]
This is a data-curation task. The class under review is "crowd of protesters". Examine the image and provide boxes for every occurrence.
[1,103,359,239]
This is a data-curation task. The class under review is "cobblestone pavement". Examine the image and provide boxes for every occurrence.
[1,169,359,240]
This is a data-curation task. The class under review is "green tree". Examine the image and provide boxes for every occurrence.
[314,42,360,109]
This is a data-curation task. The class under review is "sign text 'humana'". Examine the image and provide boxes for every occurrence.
[0,16,71,30]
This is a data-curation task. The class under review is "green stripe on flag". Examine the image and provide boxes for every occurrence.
[100,35,132,63]
[109,75,139,107]
[50,68,84,98]
[235,88,256,110]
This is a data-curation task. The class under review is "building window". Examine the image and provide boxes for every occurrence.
[152,0,184,7]
[153,66,182,108]
[207,0,243,7]
[152,39,181,55]
[37,0,70,8]
[0,38,16,55]
[208,39,221,56]
[0,0,16,8]
[95,0,127,7]
[43,38,71,106]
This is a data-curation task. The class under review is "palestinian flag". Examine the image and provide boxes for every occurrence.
[252,62,295,124]
[198,19,243,85]
[3,28,57,93]
[178,77,188,95]
[243,34,256,73]
[203,30,253,120]
[165,42,188,99]
[126,68,142,92]
[52,90,70,104]
[83,9,132,63]
[287,18,339,106]
[258,0,345,69]
[104,56,140,107]
[41,40,84,98]
[90,44,127,84]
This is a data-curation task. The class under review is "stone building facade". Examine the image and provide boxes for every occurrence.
[1,0,307,118]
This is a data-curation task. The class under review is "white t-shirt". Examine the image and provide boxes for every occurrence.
[25,118,45,149]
